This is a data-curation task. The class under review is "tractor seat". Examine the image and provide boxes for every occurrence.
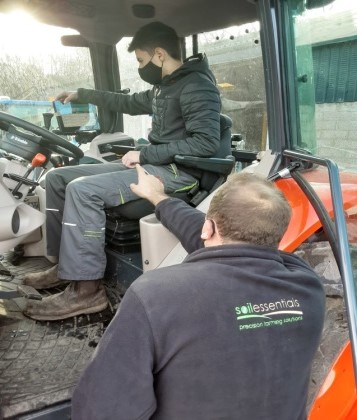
[105,114,235,252]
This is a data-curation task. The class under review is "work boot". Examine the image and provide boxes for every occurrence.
[23,280,109,321]
[22,264,68,290]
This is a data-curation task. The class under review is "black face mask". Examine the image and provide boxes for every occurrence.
[138,60,162,85]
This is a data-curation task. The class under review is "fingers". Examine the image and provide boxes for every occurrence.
[135,164,146,177]
[130,165,167,205]
[122,151,140,168]
[122,160,136,168]
[64,92,78,104]
[130,165,141,187]
[130,164,154,197]
[55,91,78,104]
[129,182,139,194]
[55,91,69,102]
[130,164,145,192]
[122,159,136,169]
[55,92,65,102]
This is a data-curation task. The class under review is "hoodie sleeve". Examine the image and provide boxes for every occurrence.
[139,75,221,165]
[77,88,154,115]
[155,198,205,253]
[71,288,156,420]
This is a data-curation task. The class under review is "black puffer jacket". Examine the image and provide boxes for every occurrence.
[77,53,221,166]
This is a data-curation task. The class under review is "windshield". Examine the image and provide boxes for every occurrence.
[286,0,357,172]
[0,11,95,131]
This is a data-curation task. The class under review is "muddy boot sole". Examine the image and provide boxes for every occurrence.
[24,300,109,321]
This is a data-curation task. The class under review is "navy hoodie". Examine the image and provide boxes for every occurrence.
[72,199,325,420]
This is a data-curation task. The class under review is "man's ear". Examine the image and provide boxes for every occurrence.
[201,219,215,241]
[154,47,166,62]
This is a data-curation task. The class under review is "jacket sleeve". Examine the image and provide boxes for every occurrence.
[71,289,156,420]
[77,88,153,115]
[155,198,205,253]
[140,77,221,165]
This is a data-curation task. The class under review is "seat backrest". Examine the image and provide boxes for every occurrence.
[198,114,233,193]
[214,114,233,158]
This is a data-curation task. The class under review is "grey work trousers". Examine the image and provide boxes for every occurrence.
[45,162,198,280]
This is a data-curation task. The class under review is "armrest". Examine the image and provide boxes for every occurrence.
[174,155,235,176]
[232,150,258,163]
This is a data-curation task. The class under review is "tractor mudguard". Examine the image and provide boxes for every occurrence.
[309,342,357,420]
[276,169,357,252]
[276,169,357,420]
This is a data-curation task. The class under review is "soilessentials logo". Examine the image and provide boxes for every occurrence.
[235,298,304,331]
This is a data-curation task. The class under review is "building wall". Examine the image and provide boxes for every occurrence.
[315,102,357,170]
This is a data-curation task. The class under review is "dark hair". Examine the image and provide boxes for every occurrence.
[207,172,292,248]
[128,22,182,60]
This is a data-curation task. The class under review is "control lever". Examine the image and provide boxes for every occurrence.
[42,112,54,130]
[12,153,47,198]
[50,155,65,168]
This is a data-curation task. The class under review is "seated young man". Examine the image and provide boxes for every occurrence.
[71,165,325,420]
[23,21,221,321]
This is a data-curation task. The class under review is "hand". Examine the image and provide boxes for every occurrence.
[130,164,167,205]
[122,151,141,168]
[55,91,78,104]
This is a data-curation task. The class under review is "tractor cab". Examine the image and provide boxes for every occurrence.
[0,0,357,418]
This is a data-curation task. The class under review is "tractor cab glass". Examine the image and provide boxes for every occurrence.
[286,0,357,173]
[0,11,95,132]
[116,25,267,158]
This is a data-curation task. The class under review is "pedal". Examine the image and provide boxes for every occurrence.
[0,262,12,277]
[0,281,20,299]
[17,284,43,300]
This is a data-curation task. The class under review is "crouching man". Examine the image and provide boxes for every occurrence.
[71,166,325,420]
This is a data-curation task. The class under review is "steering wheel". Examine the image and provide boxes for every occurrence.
[0,111,84,160]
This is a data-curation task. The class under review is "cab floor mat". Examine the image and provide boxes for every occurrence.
[0,254,122,419]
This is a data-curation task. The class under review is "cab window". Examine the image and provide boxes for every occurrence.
[116,25,267,154]
[196,23,267,154]
[286,0,357,172]
[116,37,153,140]
[0,11,94,130]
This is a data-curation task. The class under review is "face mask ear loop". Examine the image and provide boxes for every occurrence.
[154,52,164,72]
[156,52,164,77]
[152,50,164,69]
